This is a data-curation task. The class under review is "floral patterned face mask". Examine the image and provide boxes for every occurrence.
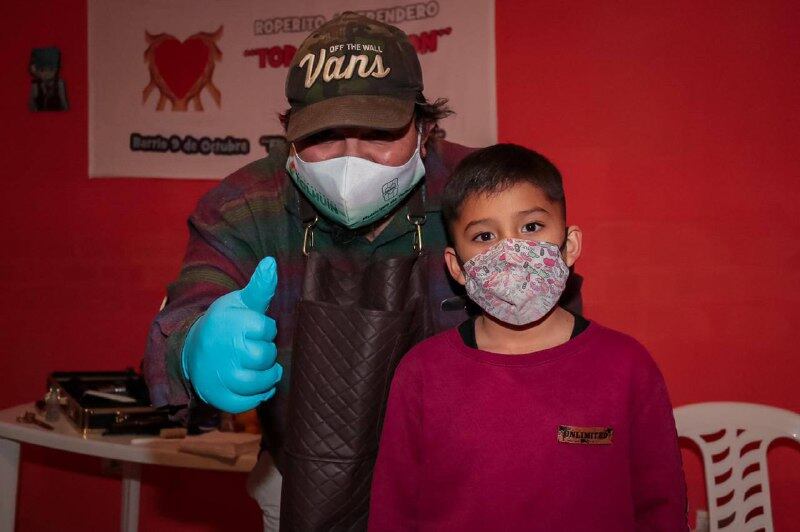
[462,238,570,326]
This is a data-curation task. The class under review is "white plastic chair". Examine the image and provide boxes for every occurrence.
[673,402,800,532]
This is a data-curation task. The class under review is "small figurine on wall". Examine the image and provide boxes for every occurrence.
[29,47,69,112]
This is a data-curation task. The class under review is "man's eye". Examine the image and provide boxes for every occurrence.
[361,131,395,142]
[522,222,542,233]
[472,232,494,242]
[308,131,340,143]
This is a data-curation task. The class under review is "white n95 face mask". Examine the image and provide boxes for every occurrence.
[286,135,426,229]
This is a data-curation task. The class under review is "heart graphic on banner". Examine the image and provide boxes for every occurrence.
[143,27,222,111]
[153,37,211,99]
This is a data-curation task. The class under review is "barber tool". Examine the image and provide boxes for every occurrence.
[46,369,183,435]
[44,385,62,421]
[440,295,468,312]
[16,411,55,430]
[83,390,137,403]
[102,413,182,436]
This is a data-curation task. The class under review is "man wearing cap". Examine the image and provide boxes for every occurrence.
[143,12,475,531]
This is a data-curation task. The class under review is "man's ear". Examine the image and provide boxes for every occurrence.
[418,120,434,158]
[563,225,583,268]
[444,246,466,286]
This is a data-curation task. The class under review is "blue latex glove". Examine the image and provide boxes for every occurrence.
[181,256,283,413]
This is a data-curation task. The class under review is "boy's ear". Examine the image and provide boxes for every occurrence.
[563,225,583,268]
[444,246,466,286]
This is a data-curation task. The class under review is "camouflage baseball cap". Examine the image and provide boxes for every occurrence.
[285,12,423,142]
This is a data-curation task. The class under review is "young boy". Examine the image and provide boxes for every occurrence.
[368,144,687,531]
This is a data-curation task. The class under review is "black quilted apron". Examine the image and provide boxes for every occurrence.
[280,192,433,531]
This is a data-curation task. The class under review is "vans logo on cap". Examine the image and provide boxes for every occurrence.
[299,45,391,88]
[557,425,614,445]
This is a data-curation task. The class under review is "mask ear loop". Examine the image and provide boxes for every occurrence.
[559,228,570,253]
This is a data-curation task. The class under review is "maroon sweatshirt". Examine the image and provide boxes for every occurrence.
[369,322,687,531]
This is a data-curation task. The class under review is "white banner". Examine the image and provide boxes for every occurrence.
[88,0,496,179]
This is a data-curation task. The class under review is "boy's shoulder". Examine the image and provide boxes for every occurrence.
[404,328,459,361]
[583,321,663,375]
[586,321,646,350]
[395,328,460,374]
[395,322,664,379]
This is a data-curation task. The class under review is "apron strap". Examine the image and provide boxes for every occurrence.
[298,188,318,226]
[295,182,428,255]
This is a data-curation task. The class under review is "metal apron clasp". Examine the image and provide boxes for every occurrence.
[302,215,318,256]
[406,213,426,254]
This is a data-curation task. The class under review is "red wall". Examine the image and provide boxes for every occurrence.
[497,2,800,528]
[1,1,798,530]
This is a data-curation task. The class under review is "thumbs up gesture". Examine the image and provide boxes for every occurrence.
[181,257,284,413]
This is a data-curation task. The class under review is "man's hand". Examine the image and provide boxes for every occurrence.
[181,257,283,413]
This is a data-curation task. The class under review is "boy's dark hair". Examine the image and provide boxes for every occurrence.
[441,143,566,236]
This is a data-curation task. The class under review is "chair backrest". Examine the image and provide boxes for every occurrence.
[673,402,800,532]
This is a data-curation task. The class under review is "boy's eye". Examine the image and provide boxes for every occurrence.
[522,222,543,233]
[472,232,494,242]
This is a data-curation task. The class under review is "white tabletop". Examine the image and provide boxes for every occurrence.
[0,402,257,472]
